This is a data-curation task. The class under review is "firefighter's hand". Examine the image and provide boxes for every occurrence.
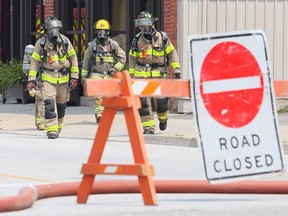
[107,68,116,77]
[69,79,78,90]
[26,81,36,96]
[174,73,181,79]
[26,81,36,91]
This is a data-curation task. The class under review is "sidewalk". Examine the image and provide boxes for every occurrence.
[0,101,287,151]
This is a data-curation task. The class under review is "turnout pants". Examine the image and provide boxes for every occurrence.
[139,97,169,133]
[42,81,70,133]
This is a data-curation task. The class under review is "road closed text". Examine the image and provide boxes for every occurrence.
[213,134,274,173]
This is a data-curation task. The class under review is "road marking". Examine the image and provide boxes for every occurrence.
[0,173,50,183]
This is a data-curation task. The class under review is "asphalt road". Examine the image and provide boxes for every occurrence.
[0,103,288,215]
[0,132,288,216]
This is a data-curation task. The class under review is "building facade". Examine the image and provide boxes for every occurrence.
[1,0,287,112]
[176,0,288,112]
[0,0,177,64]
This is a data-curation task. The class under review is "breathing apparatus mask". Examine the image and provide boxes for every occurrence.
[44,17,62,45]
[135,11,158,39]
[96,29,108,43]
[48,28,60,44]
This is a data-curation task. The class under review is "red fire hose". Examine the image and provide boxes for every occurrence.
[1,180,288,212]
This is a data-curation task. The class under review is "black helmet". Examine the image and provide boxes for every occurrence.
[135,11,158,36]
[44,16,62,44]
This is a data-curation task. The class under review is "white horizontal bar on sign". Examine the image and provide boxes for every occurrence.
[202,76,262,94]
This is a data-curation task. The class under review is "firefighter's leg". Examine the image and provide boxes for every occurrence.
[94,96,104,123]
[156,97,169,131]
[91,75,105,123]
[55,83,70,135]
[35,88,45,130]
[139,97,155,134]
[43,82,58,139]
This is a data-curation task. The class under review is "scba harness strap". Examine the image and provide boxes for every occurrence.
[131,31,168,75]
[131,31,168,52]
[91,38,117,66]
[39,34,69,60]
[37,35,71,86]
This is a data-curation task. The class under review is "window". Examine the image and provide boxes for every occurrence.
[55,0,86,60]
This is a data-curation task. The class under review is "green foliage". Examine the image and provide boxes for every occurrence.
[278,105,288,113]
[0,59,24,88]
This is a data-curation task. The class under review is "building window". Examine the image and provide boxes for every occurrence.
[34,0,44,41]
[56,0,86,60]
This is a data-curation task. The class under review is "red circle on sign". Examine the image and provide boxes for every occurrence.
[200,42,264,128]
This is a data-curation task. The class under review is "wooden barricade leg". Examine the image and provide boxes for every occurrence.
[77,107,117,203]
[77,71,157,205]
[121,72,157,205]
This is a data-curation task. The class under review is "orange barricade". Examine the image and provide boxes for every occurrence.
[77,71,287,206]
[77,71,161,205]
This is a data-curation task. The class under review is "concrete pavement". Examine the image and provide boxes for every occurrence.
[0,101,287,150]
[1,101,288,215]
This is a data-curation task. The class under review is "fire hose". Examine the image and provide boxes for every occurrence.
[1,180,288,212]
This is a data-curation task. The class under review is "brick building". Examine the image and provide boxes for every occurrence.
[0,0,179,108]
[0,0,178,64]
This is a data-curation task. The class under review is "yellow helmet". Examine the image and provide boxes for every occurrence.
[94,19,111,30]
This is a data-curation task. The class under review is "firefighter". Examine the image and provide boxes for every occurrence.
[81,19,126,123]
[129,11,181,135]
[26,16,79,139]
[23,43,45,131]
[34,27,46,131]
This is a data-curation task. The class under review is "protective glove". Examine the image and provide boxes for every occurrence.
[26,81,36,97]
[107,68,116,77]
[26,81,36,91]
[174,73,181,79]
[69,78,78,90]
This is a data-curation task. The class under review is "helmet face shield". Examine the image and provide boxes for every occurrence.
[135,17,154,28]
[45,20,62,30]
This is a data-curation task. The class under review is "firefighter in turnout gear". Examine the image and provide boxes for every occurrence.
[129,11,181,135]
[34,28,46,130]
[26,16,79,139]
[23,44,45,130]
[81,19,126,123]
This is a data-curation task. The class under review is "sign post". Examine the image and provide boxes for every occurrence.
[188,30,285,183]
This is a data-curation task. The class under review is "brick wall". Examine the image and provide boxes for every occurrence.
[163,0,178,51]
[44,0,55,18]
[163,0,179,111]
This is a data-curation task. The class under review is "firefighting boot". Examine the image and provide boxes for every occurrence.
[143,130,154,135]
[159,121,167,131]
[47,131,58,139]
[95,114,102,124]
[37,124,46,130]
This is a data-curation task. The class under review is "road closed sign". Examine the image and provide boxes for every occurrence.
[188,30,285,183]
